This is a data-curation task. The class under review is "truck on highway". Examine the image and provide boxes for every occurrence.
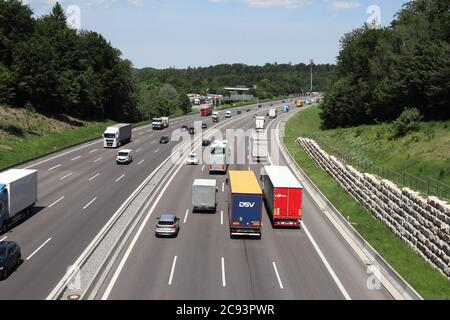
[212,112,219,123]
[152,117,169,130]
[251,133,268,162]
[295,100,303,108]
[209,140,228,173]
[269,108,277,119]
[200,105,213,117]
[0,169,38,234]
[228,170,263,239]
[263,166,303,228]
[255,116,265,132]
[192,179,217,213]
[103,124,132,148]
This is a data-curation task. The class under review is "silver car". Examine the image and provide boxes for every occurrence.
[155,215,180,237]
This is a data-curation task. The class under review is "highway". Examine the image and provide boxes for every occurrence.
[0,104,265,299]
[92,106,393,300]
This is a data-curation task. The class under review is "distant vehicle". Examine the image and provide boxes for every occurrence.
[283,105,290,113]
[192,179,217,213]
[202,139,211,146]
[202,123,207,129]
[255,116,265,132]
[212,112,219,123]
[295,100,303,108]
[159,135,170,144]
[228,170,263,239]
[181,125,188,132]
[209,140,228,173]
[269,109,277,119]
[152,117,168,130]
[225,111,232,118]
[103,124,132,148]
[237,109,242,115]
[0,169,38,234]
[200,105,213,117]
[246,109,250,112]
[189,127,195,135]
[316,98,320,103]
[0,241,21,279]
[263,166,303,228]
[186,152,199,165]
[116,149,133,165]
[258,104,262,108]
[155,215,180,237]
[251,133,268,162]
[305,100,311,105]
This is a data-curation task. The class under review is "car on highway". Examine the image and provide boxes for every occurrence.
[159,135,170,144]
[116,149,133,165]
[0,241,21,280]
[237,109,242,115]
[155,215,180,237]
[181,125,188,132]
[189,127,195,135]
[258,104,262,108]
[202,139,211,146]
[186,152,199,165]
[202,123,207,129]
[225,111,231,118]
[246,109,250,112]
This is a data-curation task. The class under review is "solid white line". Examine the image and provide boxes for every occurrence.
[138,159,145,165]
[88,173,100,181]
[183,209,189,224]
[221,257,226,287]
[48,164,61,171]
[0,236,7,242]
[59,173,73,180]
[154,149,160,153]
[93,157,103,163]
[222,182,225,193]
[201,165,205,171]
[48,196,65,208]
[303,223,351,300]
[168,256,178,285]
[136,148,142,153]
[272,262,284,289]
[89,149,98,153]
[71,156,81,161]
[115,174,125,182]
[221,211,224,225]
[26,238,52,261]
[83,197,97,210]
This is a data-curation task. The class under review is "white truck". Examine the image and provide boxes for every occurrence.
[103,124,132,148]
[212,112,219,123]
[255,116,265,132]
[269,108,277,119]
[0,169,38,233]
[209,140,228,173]
[251,136,269,162]
[161,117,169,128]
[192,179,217,213]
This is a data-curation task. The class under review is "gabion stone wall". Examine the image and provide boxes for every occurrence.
[297,137,450,278]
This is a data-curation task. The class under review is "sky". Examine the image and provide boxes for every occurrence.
[22,0,410,69]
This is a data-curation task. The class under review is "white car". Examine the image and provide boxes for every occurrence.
[225,111,231,118]
[116,149,133,164]
[186,153,199,165]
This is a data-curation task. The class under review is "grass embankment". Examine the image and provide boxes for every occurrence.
[284,106,450,299]
[0,106,115,170]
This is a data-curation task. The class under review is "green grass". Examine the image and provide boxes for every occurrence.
[284,107,450,299]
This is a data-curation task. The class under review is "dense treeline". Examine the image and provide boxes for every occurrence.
[135,63,335,99]
[0,0,138,121]
[320,0,450,129]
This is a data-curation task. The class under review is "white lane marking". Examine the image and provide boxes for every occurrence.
[26,238,52,261]
[221,257,226,287]
[138,159,145,165]
[221,211,224,225]
[154,149,160,153]
[151,141,156,144]
[0,236,7,242]
[93,157,103,163]
[48,196,65,208]
[48,164,61,171]
[222,182,225,193]
[201,165,205,171]
[89,149,98,154]
[272,262,284,289]
[59,173,73,180]
[70,156,81,161]
[183,209,189,224]
[303,223,351,300]
[115,174,125,182]
[88,173,100,181]
[136,148,142,153]
[168,256,178,286]
[83,197,97,210]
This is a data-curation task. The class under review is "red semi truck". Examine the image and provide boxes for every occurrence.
[200,105,213,116]
[263,166,303,228]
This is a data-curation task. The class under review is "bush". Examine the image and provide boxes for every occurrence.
[391,108,423,138]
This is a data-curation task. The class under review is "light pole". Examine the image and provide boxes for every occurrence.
[310,59,314,97]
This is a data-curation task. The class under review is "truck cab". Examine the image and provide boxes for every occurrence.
[0,185,9,231]
[212,112,219,123]
[225,111,232,118]
[152,118,163,130]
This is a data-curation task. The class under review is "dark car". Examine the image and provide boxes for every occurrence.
[202,139,211,146]
[181,125,188,132]
[159,135,170,144]
[0,242,21,280]
[237,109,242,115]
[258,104,262,108]
[246,109,250,112]
[189,127,195,135]
[202,123,207,129]
[155,215,180,237]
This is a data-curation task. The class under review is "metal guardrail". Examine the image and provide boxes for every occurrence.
[304,133,450,201]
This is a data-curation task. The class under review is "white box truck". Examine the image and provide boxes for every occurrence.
[269,108,277,119]
[251,137,268,162]
[103,124,132,148]
[255,116,265,132]
[192,179,217,212]
[0,169,38,233]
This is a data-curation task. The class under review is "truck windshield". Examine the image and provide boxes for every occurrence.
[211,147,225,155]
[104,133,115,139]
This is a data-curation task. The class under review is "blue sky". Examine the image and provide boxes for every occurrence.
[23,0,409,69]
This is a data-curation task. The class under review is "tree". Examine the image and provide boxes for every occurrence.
[178,92,192,114]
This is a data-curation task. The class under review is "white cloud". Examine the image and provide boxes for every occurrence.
[21,0,144,8]
[330,1,362,11]
[208,0,312,10]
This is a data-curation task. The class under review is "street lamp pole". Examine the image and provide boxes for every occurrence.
[310,59,314,97]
